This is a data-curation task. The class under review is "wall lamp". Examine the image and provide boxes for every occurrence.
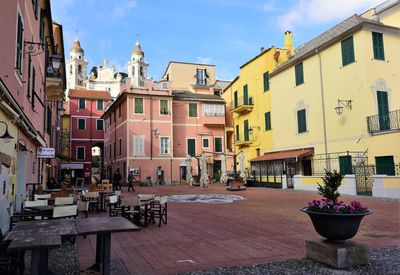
[335,99,352,115]
[0,121,14,143]
[24,41,63,76]
[15,139,28,152]
[248,126,260,135]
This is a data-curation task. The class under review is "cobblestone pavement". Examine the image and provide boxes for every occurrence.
[76,184,400,274]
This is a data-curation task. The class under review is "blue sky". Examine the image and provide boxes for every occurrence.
[52,0,383,81]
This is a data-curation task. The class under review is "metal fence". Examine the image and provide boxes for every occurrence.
[310,151,368,175]
[366,109,400,134]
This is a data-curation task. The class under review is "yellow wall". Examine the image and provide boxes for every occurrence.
[61,115,71,161]
[226,48,290,168]
[270,25,400,166]
[162,62,216,92]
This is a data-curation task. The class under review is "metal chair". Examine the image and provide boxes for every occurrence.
[149,196,168,227]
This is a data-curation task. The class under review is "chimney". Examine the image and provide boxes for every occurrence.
[284,31,295,54]
[260,47,265,53]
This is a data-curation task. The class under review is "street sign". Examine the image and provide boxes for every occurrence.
[37,147,55,158]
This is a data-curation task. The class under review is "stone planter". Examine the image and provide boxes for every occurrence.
[300,208,372,242]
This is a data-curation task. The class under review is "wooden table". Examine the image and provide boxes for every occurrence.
[75,217,140,275]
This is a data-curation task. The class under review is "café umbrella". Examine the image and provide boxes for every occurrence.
[186,155,194,186]
[220,155,228,185]
[199,154,209,189]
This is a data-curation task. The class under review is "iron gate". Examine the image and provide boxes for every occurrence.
[353,164,375,196]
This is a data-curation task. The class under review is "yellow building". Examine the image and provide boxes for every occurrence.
[250,3,400,196]
[222,32,294,180]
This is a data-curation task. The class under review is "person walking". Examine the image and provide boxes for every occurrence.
[128,170,135,192]
[113,169,122,191]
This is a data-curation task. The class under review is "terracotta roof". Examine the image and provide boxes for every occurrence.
[250,148,314,162]
[172,90,224,102]
[68,89,112,100]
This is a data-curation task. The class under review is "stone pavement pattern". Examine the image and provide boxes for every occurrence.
[76,185,400,274]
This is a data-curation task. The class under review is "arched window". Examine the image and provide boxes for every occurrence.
[139,66,143,76]
[69,65,72,75]
[78,65,82,74]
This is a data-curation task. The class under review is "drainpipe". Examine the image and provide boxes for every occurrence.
[150,94,153,160]
[316,49,330,171]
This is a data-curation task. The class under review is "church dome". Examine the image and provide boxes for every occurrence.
[70,37,84,54]
[132,40,144,57]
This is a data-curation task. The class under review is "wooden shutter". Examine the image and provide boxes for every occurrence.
[341,36,355,66]
[375,156,395,175]
[243,85,248,104]
[372,32,384,60]
[236,125,240,141]
[297,109,307,133]
[339,156,353,175]
[215,138,222,152]
[295,63,304,86]
[188,139,196,156]
[377,91,390,130]
[263,72,270,91]
[234,91,238,108]
[244,120,249,141]
[265,112,271,130]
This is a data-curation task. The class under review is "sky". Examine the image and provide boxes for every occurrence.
[51,0,383,81]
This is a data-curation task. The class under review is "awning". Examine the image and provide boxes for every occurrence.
[250,148,314,162]
[60,163,84,169]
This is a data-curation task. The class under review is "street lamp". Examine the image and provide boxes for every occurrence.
[335,99,352,115]
[0,121,14,143]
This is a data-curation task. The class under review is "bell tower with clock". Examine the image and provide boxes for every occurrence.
[127,40,148,87]
[66,37,88,90]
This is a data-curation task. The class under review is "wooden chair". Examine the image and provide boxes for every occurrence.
[60,184,68,197]
[54,197,74,206]
[34,194,51,200]
[89,184,97,192]
[121,197,141,224]
[108,195,123,217]
[149,196,168,227]
[83,192,99,213]
[52,205,78,219]
[77,201,89,218]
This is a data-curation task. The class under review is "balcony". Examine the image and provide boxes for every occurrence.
[234,131,254,147]
[230,96,253,115]
[367,110,400,134]
[46,71,64,101]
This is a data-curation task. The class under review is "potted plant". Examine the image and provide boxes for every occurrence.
[300,170,372,242]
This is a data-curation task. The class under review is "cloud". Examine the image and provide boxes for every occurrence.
[272,0,383,30]
[111,0,137,19]
[263,0,279,13]
[196,57,213,64]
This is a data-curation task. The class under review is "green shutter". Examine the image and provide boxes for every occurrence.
[377,91,390,130]
[215,138,222,152]
[341,36,355,66]
[265,112,271,130]
[372,32,385,60]
[188,139,196,156]
[27,55,31,97]
[97,120,103,131]
[297,109,307,133]
[376,156,395,175]
[244,120,249,141]
[79,99,85,109]
[236,125,240,141]
[189,103,197,117]
[78,119,85,130]
[295,63,304,86]
[339,156,353,175]
[234,91,238,108]
[263,72,270,92]
[135,98,143,113]
[160,100,168,114]
[203,139,209,147]
[243,85,248,104]
[97,100,103,110]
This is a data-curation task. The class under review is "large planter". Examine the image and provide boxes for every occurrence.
[301,208,372,242]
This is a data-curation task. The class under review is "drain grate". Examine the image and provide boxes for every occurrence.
[177,259,196,264]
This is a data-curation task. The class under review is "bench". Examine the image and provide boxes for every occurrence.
[226,181,247,191]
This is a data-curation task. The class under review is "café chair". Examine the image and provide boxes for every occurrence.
[108,195,123,217]
[60,184,68,197]
[24,199,48,208]
[34,194,51,200]
[55,197,74,206]
[83,192,99,213]
[121,197,141,224]
[77,201,89,218]
[52,205,78,219]
[149,196,168,227]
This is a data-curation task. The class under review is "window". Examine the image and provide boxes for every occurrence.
[215,137,222,153]
[244,120,249,141]
[109,116,112,125]
[160,100,169,115]
[113,141,116,157]
[265,112,271,130]
[189,103,197,117]
[203,104,224,116]
[97,100,103,110]
[302,159,312,176]
[339,156,353,175]
[32,0,38,19]
[196,69,206,85]
[160,137,169,154]
[79,98,86,109]
[96,119,104,131]
[236,125,240,141]
[243,85,249,104]
[295,63,304,86]
[341,36,355,66]
[78,118,86,130]
[187,139,196,156]
[297,109,307,133]
[39,10,44,43]
[234,91,238,108]
[372,32,384,60]
[375,156,395,176]
[119,139,122,155]
[377,91,390,130]
[202,138,209,148]
[27,55,31,98]
[32,66,36,96]
[46,106,52,135]
[77,147,85,160]
[134,98,143,114]
[118,105,122,117]
[133,136,144,155]
[16,13,23,74]
[263,71,270,92]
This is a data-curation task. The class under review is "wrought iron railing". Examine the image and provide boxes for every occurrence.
[230,96,253,110]
[234,131,253,143]
[366,109,400,134]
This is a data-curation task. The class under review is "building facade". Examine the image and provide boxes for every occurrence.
[0,0,66,231]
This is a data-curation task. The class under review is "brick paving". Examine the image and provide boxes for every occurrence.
[76,185,400,274]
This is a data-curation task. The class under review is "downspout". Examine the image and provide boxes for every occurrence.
[316,49,330,171]
[150,94,153,160]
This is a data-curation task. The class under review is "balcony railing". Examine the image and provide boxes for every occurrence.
[230,96,253,115]
[366,109,400,134]
[234,131,254,146]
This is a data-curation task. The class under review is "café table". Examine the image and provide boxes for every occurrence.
[24,205,55,219]
[75,217,140,275]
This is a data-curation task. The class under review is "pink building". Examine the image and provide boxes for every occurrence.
[0,0,66,230]
[102,43,229,184]
[66,89,111,185]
